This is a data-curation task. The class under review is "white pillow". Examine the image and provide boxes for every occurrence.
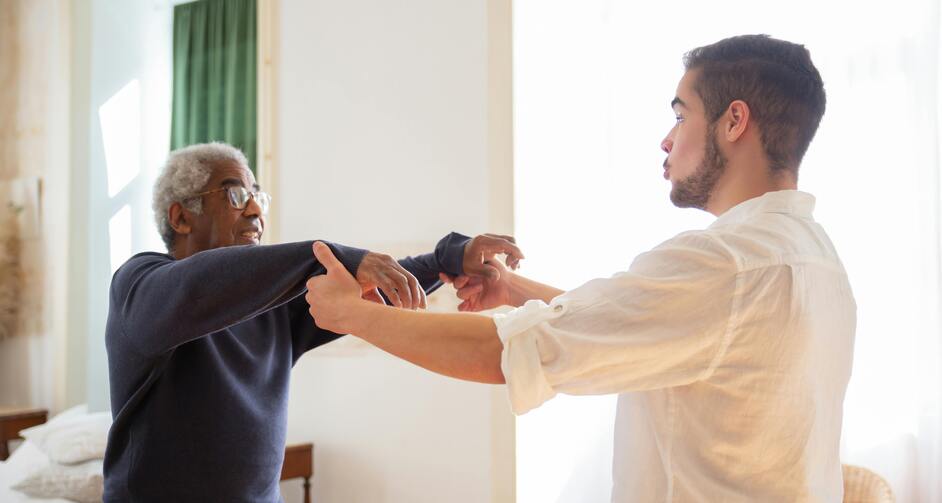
[1,440,72,503]
[1,440,50,488]
[44,405,89,426]
[10,458,103,503]
[19,410,111,465]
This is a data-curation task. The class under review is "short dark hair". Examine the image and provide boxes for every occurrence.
[683,34,826,173]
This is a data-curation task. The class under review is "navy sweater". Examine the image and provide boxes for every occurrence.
[103,233,470,502]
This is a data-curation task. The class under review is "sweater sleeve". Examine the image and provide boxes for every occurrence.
[289,232,472,358]
[397,231,471,295]
[108,241,366,357]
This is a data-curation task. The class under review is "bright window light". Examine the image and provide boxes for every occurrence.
[109,204,132,275]
[514,1,941,501]
[99,79,142,198]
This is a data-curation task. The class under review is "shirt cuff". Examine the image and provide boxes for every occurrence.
[434,232,471,277]
[493,299,564,415]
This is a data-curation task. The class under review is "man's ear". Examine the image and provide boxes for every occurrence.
[723,100,751,142]
[168,202,193,235]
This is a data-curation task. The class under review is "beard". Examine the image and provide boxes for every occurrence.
[669,123,727,210]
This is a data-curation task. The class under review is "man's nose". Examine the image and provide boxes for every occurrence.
[243,195,262,217]
[661,137,673,154]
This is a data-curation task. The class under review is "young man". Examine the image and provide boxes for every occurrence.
[103,142,523,502]
[305,35,856,501]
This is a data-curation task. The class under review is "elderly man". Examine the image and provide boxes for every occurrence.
[307,35,856,502]
[103,142,523,502]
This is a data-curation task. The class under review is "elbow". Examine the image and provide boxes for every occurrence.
[478,338,506,384]
[491,336,506,384]
[481,364,506,385]
[469,366,505,385]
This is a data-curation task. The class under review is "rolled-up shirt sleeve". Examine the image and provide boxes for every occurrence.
[493,231,739,415]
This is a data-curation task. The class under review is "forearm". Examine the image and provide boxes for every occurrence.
[118,241,365,355]
[351,303,505,384]
[287,294,347,358]
[509,273,565,306]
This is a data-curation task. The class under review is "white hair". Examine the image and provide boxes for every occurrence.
[152,142,249,252]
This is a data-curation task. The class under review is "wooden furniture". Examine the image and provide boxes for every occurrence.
[2,408,314,502]
[842,464,895,503]
[0,407,47,461]
[281,443,314,503]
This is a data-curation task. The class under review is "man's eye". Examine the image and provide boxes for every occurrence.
[675,115,684,123]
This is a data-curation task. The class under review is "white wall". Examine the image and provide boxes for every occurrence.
[277,0,514,501]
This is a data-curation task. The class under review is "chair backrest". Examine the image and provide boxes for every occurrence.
[0,408,48,461]
[842,464,895,503]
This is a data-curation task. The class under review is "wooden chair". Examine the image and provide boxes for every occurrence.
[281,443,314,503]
[843,464,895,503]
[0,407,47,460]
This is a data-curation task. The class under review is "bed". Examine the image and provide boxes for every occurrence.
[1,407,314,502]
[0,440,75,503]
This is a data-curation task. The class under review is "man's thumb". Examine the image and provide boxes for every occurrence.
[313,241,342,271]
[482,263,500,280]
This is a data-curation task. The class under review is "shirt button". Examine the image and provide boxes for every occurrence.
[553,305,564,313]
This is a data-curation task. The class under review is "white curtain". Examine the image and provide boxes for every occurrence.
[513,1,942,501]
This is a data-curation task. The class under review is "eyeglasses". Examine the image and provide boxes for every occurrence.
[190,186,271,214]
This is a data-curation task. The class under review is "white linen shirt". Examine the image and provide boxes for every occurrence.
[494,190,856,502]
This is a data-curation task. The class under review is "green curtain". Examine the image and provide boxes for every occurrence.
[171,0,257,171]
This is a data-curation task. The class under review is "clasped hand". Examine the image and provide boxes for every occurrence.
[305,234,523,333]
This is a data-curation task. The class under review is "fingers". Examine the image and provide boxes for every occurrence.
[442,273,481,309]
[356,252,428,310]
[388,262,424,310]
[465,234,525,277]
[480,235,525,262]
[481,263,501,280]
[418,281,428,310]
[458,298,478,312]
[484,244,524,272]
[406,270,426,310]
[379,272,409,308]
[363,288,385,305]
[484,233,515,243]
[455,283,483,301]
[313,242,344,272]
[463,259,495,279]
[380,269,425,309]
[396,271,415,308]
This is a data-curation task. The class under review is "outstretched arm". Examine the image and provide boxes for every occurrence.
[441,259,564,312]
[395,232,526,298]
[306,242,507,383]
[111,241,366,357]
[289,232,526,357]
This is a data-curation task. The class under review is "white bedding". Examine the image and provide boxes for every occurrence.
[0,442,71,503]
[1,405,106,503]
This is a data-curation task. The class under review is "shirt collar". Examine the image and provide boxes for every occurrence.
[709,190,816,229]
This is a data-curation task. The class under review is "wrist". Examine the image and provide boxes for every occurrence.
[506,271,527,308]
[507,271,561,306]
[346,300,382,335]
[437,232,471,276]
